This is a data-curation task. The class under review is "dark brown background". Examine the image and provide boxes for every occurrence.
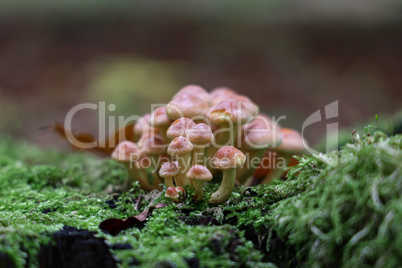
[0,1,401,150]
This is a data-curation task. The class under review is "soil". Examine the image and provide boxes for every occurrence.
[0,209,277,268]
[38,226,118,268]
[0,253,14,268]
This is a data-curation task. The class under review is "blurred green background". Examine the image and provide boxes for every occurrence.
[0,0,401,150]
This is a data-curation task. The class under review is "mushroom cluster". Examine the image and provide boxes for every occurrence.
[112,85,307,204]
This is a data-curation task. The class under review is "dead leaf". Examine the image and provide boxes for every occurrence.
[99,203,167,235]
[48,122,136,156]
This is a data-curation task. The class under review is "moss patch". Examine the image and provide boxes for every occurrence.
[0,130,401,267]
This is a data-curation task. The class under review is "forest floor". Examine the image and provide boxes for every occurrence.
[0,128,401,267]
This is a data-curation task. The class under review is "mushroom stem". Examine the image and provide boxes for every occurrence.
[192,180,205,201]
[216,123,238,147]
[159,161,179,189]
[159,127,170,144]
[209,123,238,165]
[192,146,205,166]
[175,153,192,186]
[209,169,236,204]
[230,124,239,147]
[146,155,163,186]
[151,171,163,186]
[123,163,160,191]
[261,154,291,184]
[236,149,266,185]
[163,177,175,188]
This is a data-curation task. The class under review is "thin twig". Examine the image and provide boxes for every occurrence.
[135,194,144,211]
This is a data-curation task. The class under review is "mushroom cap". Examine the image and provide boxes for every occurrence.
[210,87,238,106]
[175,186,185,194]
[150,107,174,128]
[159,154,171,165]
[112,141,142,162]
[165,186,179,198]
[241,115,281,149]
[134,113,152,139]
[135,155,152,169]
[186,165,213,181]
[141,135,166,156]
[166,118,196,140]
[230,95,259,116]
[159,161,179,177]
[210,124,220,135]
[137,131,161,147]
[186,123,214,146]
[273,128,306,153]
[212,146,246,170]
[167,136,194,156]
[207,99,254,125]
[173,84,211,104]
[166,93,210,120]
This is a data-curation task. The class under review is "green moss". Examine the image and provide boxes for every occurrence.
[0,137,273,267]
[0,131,401,267]
[219,131,402,267]
[272,132,401,267]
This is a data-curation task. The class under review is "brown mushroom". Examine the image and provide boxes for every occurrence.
[134,154,156,187]
[166,93,210,121]
[150,106,174,143]
[207,99,254,147]
[175,186,186,199]
[209,87,238,106]
[112,141,159,191]
[230,95,259,116]
[133,113,152,141]
[166,118,196,140]
[236,114,281,185]
[140,135,166,185]
[159,161,179,188]
[186,123,214,165]
[165,186,179,202]
[261,128,307,184]
[186,165,213,201]
[172,84,211,105]
[167,136,194,186]
[209,146,246,204]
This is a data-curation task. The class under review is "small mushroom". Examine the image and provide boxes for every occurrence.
[134,154,157,189]
[209,146,246,204]
[166,118,196,140]
[112,141,159,191]
[236,114,281,185]
[140,135,166,184]
[159,161,179,188]
[186,123,214,165]
[209,87,238,106]
[207,99,253,147]
[186,165,212,201]
[230,95,259,116]
[260,128,307,184]
[150,106,174,143]
[133,113,152,141]
[172,84,211,105]
[175,186,186,199]
[167,136,194,186]
[140,135,166,166]
[167,91,210,121]
[165,186,179,202]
